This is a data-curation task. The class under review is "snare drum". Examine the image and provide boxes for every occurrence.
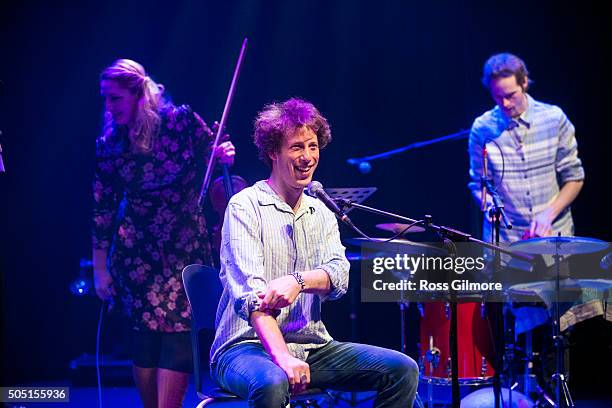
[419,301,495,384]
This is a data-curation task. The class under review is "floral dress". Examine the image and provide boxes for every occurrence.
[93,104,214,332]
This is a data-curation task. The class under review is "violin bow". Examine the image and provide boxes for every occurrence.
[198,37,248,207]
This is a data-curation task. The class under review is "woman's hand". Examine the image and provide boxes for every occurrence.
[94,268,115,301]
[214,141,236,166]
[211,121,236,166]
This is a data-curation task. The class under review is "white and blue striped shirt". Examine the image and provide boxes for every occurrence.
[468,94,585,244]
[210,181,350,363]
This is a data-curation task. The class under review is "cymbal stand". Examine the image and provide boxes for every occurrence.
[551,236,574,407]
[336,200,533,408]
[489,205,505,408]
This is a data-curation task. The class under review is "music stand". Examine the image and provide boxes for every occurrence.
[324,187,377,213]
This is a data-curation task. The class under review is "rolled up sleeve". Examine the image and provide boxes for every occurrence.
[555,111,585,183]
[315,210,350,302]
[220,199,268,322]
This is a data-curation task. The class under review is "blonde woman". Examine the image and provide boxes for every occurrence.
[92,59,235,407]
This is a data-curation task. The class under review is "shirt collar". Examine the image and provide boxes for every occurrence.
[255,180,311,217]
[497,93,533,131]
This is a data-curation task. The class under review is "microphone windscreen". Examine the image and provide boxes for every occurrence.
[307,181,323,196]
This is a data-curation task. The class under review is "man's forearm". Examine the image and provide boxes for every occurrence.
[250,310,310,392]
[301,269,332,295]
[250,311,291,361]
[550,180,584,219]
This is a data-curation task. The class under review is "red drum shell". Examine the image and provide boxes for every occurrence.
[419,301,495,380]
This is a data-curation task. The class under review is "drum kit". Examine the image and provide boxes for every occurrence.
[345,224,610,408]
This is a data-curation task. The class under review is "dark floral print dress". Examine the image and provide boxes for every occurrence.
[93,104,214,332]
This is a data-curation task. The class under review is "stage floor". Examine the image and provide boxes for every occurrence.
[12,380,612,407]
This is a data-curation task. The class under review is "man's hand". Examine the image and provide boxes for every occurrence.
[273,353,311,396]
[259,275,301,311]
[528,207,555,238]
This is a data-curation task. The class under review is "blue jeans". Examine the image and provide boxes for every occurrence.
[211,341,419,407]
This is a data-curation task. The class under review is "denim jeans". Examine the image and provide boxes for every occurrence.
[211,340,419,407]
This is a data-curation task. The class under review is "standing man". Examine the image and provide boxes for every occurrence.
[468,53,586,401]
[210,98,418,407]
[468,53,584,244]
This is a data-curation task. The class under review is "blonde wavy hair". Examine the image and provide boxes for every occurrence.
[100,59,166,152]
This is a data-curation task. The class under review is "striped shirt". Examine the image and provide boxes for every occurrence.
[210,180,350,364]
[468,94,585,244]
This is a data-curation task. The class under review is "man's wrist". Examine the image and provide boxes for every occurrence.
[289,271,306,292]
[548,203,562,221]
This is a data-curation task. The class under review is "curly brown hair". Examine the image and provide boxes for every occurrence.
[253,98,332,167]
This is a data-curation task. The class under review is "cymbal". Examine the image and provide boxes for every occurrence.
[344,238,446,256]
[509,236,608,255]
[375,222,425,234]
[345,251,377,261]
[508,278,612,297]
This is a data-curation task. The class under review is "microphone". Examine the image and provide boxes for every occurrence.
[347,158,372,174]
[480,144,488,211]
[307,181,356,228]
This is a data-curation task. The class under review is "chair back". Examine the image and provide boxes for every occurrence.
[182,263,223,397]
[182,263,223,331]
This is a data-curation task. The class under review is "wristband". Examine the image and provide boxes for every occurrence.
[290,271,306,292]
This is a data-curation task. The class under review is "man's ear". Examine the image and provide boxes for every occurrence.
[268,150,277,164]
[520,75,529,91]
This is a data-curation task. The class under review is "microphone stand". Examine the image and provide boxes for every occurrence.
[481,174,512,408]
[336,199,532,408]
[346,129,469,172]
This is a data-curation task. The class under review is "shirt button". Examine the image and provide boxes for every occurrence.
[521,157,525,161]
[524,174,528,179]
[529,208,533,212]
[526,191,530,196]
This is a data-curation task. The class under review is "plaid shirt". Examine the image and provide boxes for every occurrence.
[210,181,350,364]
[468,94,585,244]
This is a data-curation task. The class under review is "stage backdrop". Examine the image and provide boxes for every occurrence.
[1,0,610,394]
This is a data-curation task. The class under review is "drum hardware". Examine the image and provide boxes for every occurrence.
[481,357,489,377]
[504,305,516,408]
[510,236,609,408]
[335,199,532,408]
[425,336,441,369]
[425,333,442,408]
[344,237,446,256]
[523,330,534,397]
[375,222,426,234]
[417,302,425,317]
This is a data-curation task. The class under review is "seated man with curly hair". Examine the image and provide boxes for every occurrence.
[209,97,419,407]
